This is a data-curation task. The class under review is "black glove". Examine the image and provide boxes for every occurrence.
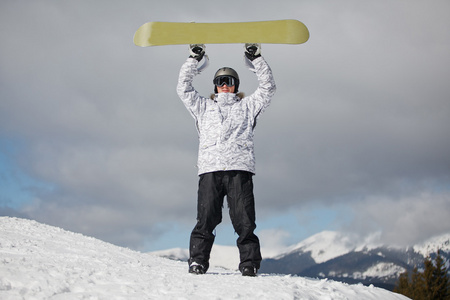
[189,44,205,61]
[245,43,261,61]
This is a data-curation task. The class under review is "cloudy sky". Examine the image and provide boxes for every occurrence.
[1,0,449,253]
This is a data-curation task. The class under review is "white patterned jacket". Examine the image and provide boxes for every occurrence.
[177,56,276,175]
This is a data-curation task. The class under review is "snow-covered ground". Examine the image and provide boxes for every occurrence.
[0,217,410,299]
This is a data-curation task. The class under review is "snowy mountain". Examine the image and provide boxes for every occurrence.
[0,217,410,299]
[261,231,450,291]
[152,230,450,292]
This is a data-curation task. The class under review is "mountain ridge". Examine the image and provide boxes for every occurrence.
[259,231,450,290]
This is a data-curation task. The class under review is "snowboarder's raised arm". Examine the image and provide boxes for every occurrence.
[176,45,209,119]
[242,44,276,120]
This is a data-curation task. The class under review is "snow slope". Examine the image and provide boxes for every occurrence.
[0,217,410,299]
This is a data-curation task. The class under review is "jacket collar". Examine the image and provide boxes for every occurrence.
[214,93,239,106]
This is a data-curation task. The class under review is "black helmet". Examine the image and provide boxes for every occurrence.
[213,67,240,93]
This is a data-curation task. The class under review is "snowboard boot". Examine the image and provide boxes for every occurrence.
[189,263,206,275]
[241,266,257,277]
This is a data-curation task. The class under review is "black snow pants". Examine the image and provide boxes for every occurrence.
[188,171,262,272]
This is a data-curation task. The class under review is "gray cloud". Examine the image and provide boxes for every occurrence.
[348,192,450,246]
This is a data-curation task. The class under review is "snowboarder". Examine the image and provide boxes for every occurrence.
[176,44,276,276]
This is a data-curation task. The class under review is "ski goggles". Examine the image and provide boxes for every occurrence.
[214,75,236,87]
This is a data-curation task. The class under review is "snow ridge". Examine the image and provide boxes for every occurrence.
[413,233,450,256]
[0,217,409,299]
[280,231,379,264]
[285,231,356,263]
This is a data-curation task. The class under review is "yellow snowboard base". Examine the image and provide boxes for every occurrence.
[133,20,309,47]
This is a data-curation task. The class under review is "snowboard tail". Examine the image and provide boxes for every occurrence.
[134,20,309,47]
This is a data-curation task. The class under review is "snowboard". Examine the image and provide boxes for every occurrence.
[133,20,309,47]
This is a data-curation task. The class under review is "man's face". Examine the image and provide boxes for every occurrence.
[217,84,235,93]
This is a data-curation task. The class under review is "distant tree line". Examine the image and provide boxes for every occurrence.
[394,250,449,299]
